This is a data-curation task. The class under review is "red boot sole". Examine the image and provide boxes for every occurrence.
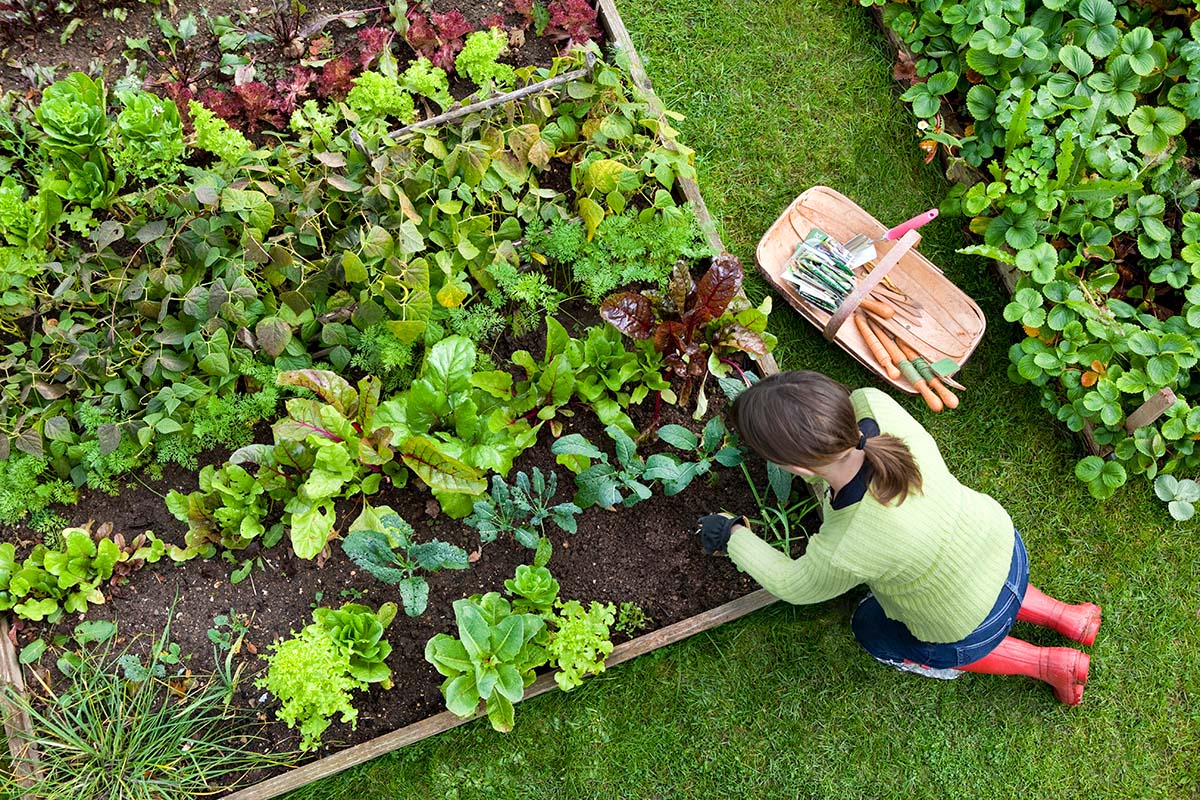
[1076,604,1102,647]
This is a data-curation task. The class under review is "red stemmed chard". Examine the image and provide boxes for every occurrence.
[600,254,770,407]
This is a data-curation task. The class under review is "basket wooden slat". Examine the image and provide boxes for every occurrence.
[755,186,986,393]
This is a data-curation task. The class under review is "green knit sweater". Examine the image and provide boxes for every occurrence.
[727,388,1015,643]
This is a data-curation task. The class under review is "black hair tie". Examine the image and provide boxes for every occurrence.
[856,433,868,450]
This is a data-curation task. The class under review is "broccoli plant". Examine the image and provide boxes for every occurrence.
[340,505,469,616]
[465,468,582,549]
[551,425,652,509]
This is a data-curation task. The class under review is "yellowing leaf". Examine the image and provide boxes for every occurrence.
[577,197,605,240]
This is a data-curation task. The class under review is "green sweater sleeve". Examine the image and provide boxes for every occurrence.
[726,523,862,604]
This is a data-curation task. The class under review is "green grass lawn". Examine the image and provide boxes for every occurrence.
[285,1,1200,797]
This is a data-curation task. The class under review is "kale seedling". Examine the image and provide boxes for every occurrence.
[465,468,582,549]
[341,505,469,616]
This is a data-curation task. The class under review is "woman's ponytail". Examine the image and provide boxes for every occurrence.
[861,434,922,505]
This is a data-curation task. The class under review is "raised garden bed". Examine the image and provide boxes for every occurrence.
[0,1,802,797]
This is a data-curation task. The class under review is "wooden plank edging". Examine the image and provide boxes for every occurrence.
[220,589,779,799]
[0,615,39,799]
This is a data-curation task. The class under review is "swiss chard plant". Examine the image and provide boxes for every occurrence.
[600,254,775,409]
[374,335,540,518]
[340,505,469,616]
[227,369,406,560]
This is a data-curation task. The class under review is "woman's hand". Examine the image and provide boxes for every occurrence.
[696,512,749,555]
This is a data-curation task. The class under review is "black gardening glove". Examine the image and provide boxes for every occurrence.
[696,513,747,555]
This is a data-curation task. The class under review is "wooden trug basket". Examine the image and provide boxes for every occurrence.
[755,186,986,393]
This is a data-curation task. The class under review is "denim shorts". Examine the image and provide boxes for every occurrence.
[850,530,1029,669]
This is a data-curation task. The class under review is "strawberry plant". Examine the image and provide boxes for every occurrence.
[875,0,1200,512]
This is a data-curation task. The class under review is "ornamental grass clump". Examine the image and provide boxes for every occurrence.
[0,622,285,800]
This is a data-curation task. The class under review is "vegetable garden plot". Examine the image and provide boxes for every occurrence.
[0,1,807,796]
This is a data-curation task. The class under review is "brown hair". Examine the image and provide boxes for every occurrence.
[730,371,922,505]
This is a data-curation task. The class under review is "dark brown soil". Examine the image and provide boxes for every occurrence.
[0,297,812,784]
[2,379,810,782]
[0,0,563,96]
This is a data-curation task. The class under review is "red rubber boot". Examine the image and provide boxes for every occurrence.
[959,636,1090,705]
[1017,584,1102,646]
